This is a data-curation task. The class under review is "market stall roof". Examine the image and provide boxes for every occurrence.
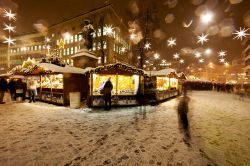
[86,62,144,75]
[0,73,12,77]
[144,68,177,77]
[36,63,88,74]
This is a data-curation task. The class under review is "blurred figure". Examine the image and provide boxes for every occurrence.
[14,79,24,101]
[0,77,8,104]
[22,79,27,101]
[27,79,37,103]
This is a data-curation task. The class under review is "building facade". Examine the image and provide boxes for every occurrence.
[0,4,131,74]
[243,38,250,83]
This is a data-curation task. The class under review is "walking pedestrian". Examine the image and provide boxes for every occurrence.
[103,77,113,110]
[27,79,37,103]
[0,77,8,104]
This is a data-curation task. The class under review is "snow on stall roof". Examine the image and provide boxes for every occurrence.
[71,49,98,59]
[36,63,87,74]
[144,68,176,76]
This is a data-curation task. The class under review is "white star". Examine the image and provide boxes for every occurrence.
[3,36,16,46]
[233,27,250,40]
[218,50,227,57]
[144,42,151,50]
[154,53,160,59]
[3,9,16,21]
[194,52,202,58]
[199,58,204,63]
[3,23,16,33]
[219,58,225,63]
[121,47,126,53]
[173,53,179,59]
[179,59,184,64]
[197,33,209,45]
[104,25,114,36]
[167,37,176,47]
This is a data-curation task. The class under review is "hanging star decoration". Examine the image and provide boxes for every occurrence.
[104,24,114,36]
[218,50,226,57]
[3,23,16,33]
[219,58,225,63]
[197,33,209,45]
[233,27,250,40]
[3,9,16,21]
[179,59,184,64]
[199,58,204,63]
[3,36,16,46]
[194,52,202,58]
[173,53,179,59]
[167,37,176,47]
[144,42,151,50]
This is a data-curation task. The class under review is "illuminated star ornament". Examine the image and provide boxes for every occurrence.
[3,9,16,21]
[218,50,226,57]
[219,58,225,63]
[179,59,184,64]
[233,27,250,40]
[104,25,114,36]
[3,36,16,46]
[167,37,176,47]
[3,23,16,33]
[199,58,204,63]
[173,53,180,59]
[144,42,151,50]
[194,52,201,58]
[197,33,209,45]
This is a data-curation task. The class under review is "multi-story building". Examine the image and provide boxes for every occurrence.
[0,4,131,74]
[243,38,250,83]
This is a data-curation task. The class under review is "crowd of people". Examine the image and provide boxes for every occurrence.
[0,77,37,104]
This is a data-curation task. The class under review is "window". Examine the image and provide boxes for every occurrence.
[10,49,13,54]
[70,47,74,54]
[71,59,74,66]
[75,46,78,53]
[38,45,41,50]
[74,35,78,42]
[78,35,82,41]
[93,43,96,51]
[97,28,101,37]
[113,44,116,51]
[67,48,70,55]
[63,49,66,56]
[97,42,101,50]
[98,57,101,64]
[103,41,107,49]
[92,30,96,38]
[70,36,74,43]
[34,46,37,51]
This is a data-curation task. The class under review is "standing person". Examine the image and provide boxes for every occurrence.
[22,79,27,101]
[103,77,113,110]
[27,79,37,103]
[0,77,8,104]
[8,79,16,100]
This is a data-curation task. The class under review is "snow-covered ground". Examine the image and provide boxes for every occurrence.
[0,91,249,166]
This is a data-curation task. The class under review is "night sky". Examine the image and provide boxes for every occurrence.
[1,0,250,66]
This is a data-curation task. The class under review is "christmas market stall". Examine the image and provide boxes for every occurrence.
[86,63,144,107]
[10,59,87,105]
[144,69,179,102]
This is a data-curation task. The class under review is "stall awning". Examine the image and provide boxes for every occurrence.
[144,69,177,77]
[36,63,88,74]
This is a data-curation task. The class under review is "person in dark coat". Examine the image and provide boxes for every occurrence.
[8,79,16,100]
[0,77,8,104]
[103,77,113,110]
[14,79,24,100]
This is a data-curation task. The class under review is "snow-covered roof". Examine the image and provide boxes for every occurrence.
[0,73,12,77]
[71,49,98,59]
[36,63,87,74]
[144,68,176,76]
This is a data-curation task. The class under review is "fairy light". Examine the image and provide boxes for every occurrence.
[3,23,16,33]
[194,52,202,58]
[179,59,184,64]
[154,53,160,59]
[144,42,151,50]
[173,53,180,59]
[218,50,227,57]
[3,36,16,46]
[3,9,16,21]
[104,24,114,36]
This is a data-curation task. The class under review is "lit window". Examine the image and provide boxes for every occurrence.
[71,36,74,43]
[56,40,59,45]
[93,43,96,51]
[30,46,33,51]
[113,31,116,38]
[74,35,78,42]
[10,49,13,53]
[92,30,96,38]
[78,46,80,50]
[34,46,37,51]
[98,57,101,64]
[63,49,66,56]
[103,41,107,49]
[67,48,70,55]
[67,59,70,64]
[97,28,101,37]
[75,46,78,53]
[71,59,74,66]
[78,35,82,41]
[97,42,101,50]
[52,33,54,37]
[113,44,116,51]
[104,56,107,63]
[38,45,41,50]
[71,47,74,54]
